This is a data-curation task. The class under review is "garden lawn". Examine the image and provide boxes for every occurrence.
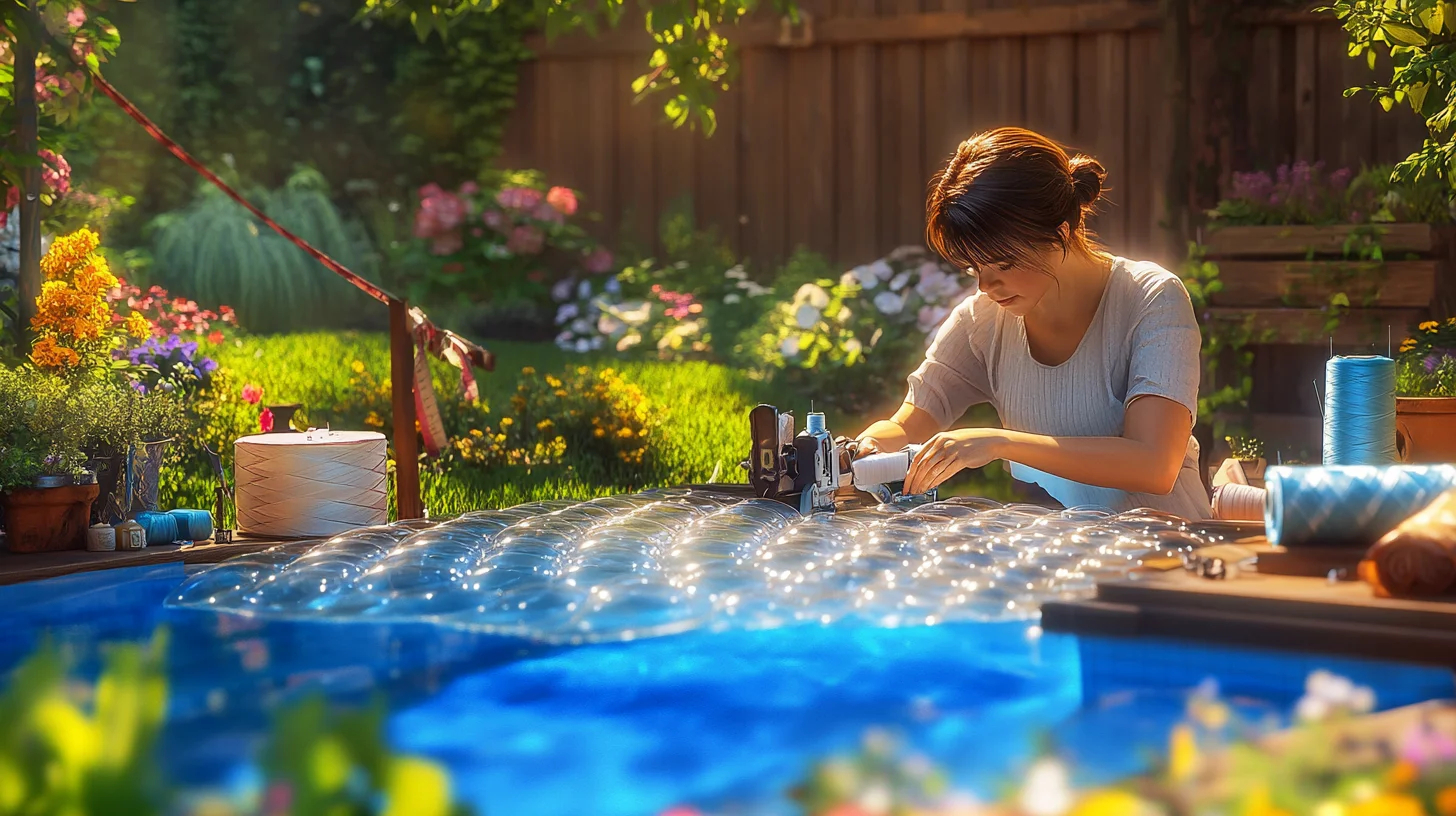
[161,332,1012,519]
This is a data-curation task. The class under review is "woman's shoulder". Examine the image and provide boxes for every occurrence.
[1112,256,1194,309]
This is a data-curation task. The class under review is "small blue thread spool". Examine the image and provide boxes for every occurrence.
[134,511,179,546]
[1264,464,1456,548]
[1323,355,1398,466]
[168,509,214,542]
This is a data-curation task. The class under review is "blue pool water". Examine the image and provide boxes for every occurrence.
[3,563,1453,815]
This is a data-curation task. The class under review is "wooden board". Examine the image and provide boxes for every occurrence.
[878,0,926,250]
[740,46,787,266]
[1205,307,1427,346]
[693,66,742,257]
[786,0,836,257]
[1201,224,1438,257]
[616,56,659,252]
[834,0,880,264]
[1208,260,1437,309]
[1042,568,1456,666]
[0,537,310,587]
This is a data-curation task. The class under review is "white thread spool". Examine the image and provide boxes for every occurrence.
[852,445,924,491]
[1213,483,1266,522]
[86,523,116,552]
[234,430,389,539]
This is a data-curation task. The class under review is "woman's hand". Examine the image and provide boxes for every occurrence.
[903,428,1007,495]
[835,435,884,472]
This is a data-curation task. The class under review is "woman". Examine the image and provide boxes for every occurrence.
[848,127,1211,519]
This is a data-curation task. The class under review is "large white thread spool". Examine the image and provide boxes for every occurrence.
[234,430,389,539]
[852,445,924,491]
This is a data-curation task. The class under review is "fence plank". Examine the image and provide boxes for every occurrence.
[1334,25,1376,171]
[653,102,699,259]
[694,73,743,258]
[741,47,788,266]
[1246,25,1289,171]
[1294,23,1317,162]
[922,0,970,205]
[1315,23,1347,167]
[584,62,619,243]
[1076,31,1128,248]
[499,58,537,170]
[879,0,926,250]
[787,1,836,258]
[616,57,658,253]
[968,37,1024,134]
[836,0,881,264]
[1024,34,1077,144]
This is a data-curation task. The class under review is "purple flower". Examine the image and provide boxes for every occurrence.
[130,380,147,394]
[1424,353,1444,373]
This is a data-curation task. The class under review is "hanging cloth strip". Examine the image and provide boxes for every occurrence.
[44,34,495,454]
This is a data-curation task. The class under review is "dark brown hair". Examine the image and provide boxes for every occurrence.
[925,127,1109,274]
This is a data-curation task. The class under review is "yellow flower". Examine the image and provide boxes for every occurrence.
[124,312,151,339]
[1349,794,1424,816]
[1241,785,1293,816]
[1400,338,1417,353]
[1070,790,1149,816]
[1448,317,1456,326]
[500,417,513,427]
[616,427,634,438]
[1385,760,1418,789]
[39,228,100,279]
[520,366,536,376]
[1167,724,1197,782]
[1421,320,1440,332]
[1435,785,1456,816]
[536,419,554,432]
[553,389,568,398]
[30,336,80,370]
[594,428,605,437]
[352,360,365,374]
[365,411,384,428]
[469,429,483,438]
[545,375,562,388]
[72,257,116,297]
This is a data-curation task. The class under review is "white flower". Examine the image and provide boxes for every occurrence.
[889,271,911,292]
[597,313,625,337]
[725,265,747,280]
[589,335,603,350]
[868,259,894,280]
[551,278,575,302]
[887,245,924,262]
[614,301,651,326]
[837,306,852,324]
[1019,758,1072,816]
[577,280,592,300]
[915,267,949,299]
[604,277,621,294]
[794,283,830,309]
[850,264,881,288]
[795,303,821,330]
[555,303,580,324]
[840,271,859,289]
[780,335,801,358]
[844,337,862,357]
[873,291,905,315]
[739,280,771,297]
[570,318,590,334]
[1296,695,1330,723]
[616,333,642,352]
[574,337,591,353]
[869,327,884,347]
[917,304,950,333]
[723,293,742,304]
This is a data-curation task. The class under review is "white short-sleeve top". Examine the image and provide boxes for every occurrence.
[904,256,1212,519]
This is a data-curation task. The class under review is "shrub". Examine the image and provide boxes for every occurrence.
[1209,161,1452,227]
[1396,316,1456,397]
[149,166,379,333]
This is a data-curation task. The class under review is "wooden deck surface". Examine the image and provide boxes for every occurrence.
[0,535,315,586]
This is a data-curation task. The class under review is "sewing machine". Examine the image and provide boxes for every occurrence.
[743,403,935,513]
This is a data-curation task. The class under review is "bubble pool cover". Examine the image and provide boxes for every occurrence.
[166,489,1211,644]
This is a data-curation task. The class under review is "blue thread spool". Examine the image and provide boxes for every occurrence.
[1264,464,1456,548]
[1323,355,1398,466]
[168,509,214,542]
[134,511,179,546]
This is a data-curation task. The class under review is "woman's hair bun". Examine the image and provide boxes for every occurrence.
[1069,155,1106,207]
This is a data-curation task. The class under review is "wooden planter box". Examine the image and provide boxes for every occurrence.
[1200,223,1441,346]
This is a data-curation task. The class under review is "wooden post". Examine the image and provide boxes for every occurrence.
[389,299,424,520]
[15,0,41,340]
[1161,0,1191,259]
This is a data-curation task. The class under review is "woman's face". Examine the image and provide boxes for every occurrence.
[973,246,1060,316]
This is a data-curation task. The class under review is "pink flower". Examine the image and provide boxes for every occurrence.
[67,6,86,29]
[506,225,545,255]
[583,248,615,274]
[497,186,543,212]
[38,150,70,195]
[414,184,466,239]
[459,180,479,196]
[430,231,463,256]
[482,209,508,233]
[532,201,566,225]
[259,407,274,433]
[546,186,578,216]
[471,227,484,237]
[207,330,224,345]
[241,384,264,405]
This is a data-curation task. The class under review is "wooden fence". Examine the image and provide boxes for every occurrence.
[498,0,1426,273]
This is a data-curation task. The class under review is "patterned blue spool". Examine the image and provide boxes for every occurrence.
[1264,464,1456,548]
[134,511,179,546]
[1323,356,1399,466]
[168,509,214,542]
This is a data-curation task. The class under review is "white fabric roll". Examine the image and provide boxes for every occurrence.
[235,430,389,539]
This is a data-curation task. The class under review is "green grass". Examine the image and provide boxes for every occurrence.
[161,332,1013,519]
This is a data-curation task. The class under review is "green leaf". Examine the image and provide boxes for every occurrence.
[1330,291,1351,308]
[1409,81,1430,115]
[1383,22,1429,45]
[1380,94,1395,111]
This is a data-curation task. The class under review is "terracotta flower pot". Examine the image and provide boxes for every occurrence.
[1396,397,1456,464]
[2,483,101,553]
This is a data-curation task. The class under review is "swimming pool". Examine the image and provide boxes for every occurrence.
[4,559,1453,815]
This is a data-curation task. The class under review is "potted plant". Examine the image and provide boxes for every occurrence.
[1394,318,1456,463]
[0,368,102,552]
[1224,434,1267,486]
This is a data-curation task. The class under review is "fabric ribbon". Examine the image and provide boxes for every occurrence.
[44,34,496,457]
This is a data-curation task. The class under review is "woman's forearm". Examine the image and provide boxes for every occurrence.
[995,429,1182,495]
[856,420,911,450]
